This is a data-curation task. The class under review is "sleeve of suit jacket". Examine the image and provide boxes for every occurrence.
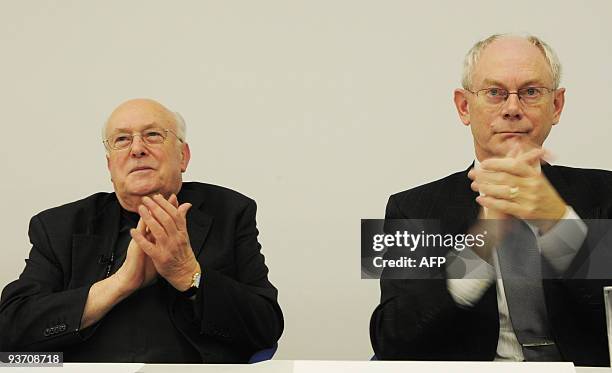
[369,193,499,361]
[169,198,283,360]
[0,215,92,351]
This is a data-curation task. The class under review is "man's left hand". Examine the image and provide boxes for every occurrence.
[468,148,567,233]
[131,194,201,292]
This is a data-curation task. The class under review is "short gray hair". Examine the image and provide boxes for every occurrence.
[461,33,562,90]
[101,111,187,152]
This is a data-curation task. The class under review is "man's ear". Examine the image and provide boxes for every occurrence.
[454,89,471,126]
[180,143,191,172]
[106,154,114,182]
[551,88,565,126]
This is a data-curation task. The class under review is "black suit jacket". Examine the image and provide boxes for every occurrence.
[0,182,283,363]
[370,165,612,366]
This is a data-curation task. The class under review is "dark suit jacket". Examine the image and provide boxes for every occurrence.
[370,164,612,366]
[0,182,283,363]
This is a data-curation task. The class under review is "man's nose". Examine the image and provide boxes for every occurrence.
[130,135,149,158]
[501,93,523,121]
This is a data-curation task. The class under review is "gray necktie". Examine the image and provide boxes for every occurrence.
[497,219,562,361]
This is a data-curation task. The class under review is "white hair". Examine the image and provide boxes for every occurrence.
[172,111,186,141]
[461,33,562,90]
[102,110,187,152]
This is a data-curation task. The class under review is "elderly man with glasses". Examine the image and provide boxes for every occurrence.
[0,98,283,363]
[370,34,612,365]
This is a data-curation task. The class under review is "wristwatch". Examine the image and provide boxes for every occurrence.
[181,271,201,299]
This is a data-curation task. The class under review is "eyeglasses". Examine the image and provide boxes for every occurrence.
[467,87,554,106]
[103,128,184,151]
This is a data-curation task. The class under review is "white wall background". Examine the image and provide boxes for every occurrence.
[1,0,611,360]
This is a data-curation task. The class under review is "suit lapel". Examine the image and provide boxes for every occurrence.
[178,186,213,258]
[441,164,480,233]
[71,194,121,286]
[542,164,598,218]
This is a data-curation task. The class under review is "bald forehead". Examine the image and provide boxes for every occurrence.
[482,37,547,61]
[473,37,554,88]
[105,99,177,136]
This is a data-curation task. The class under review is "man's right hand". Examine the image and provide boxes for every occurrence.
[81,218,158,329]
[467,144,524,261]
[114,218,158,295]
[113,193,183,294]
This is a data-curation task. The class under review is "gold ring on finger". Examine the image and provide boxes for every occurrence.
[509,186,519,200]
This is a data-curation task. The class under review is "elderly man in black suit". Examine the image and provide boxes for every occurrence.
[370,34,612,366]
[0,98,283,363]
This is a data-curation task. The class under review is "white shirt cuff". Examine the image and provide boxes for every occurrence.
[446,247,495,307]
[538,206,587,273]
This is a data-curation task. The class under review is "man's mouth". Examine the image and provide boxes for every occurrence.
[497,131,529,136]
[130,166,154,174]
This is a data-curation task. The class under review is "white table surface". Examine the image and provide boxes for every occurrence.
[0,360,610,372]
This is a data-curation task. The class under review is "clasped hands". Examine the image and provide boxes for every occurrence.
[115,194,200,294]
[468,145,567,234]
